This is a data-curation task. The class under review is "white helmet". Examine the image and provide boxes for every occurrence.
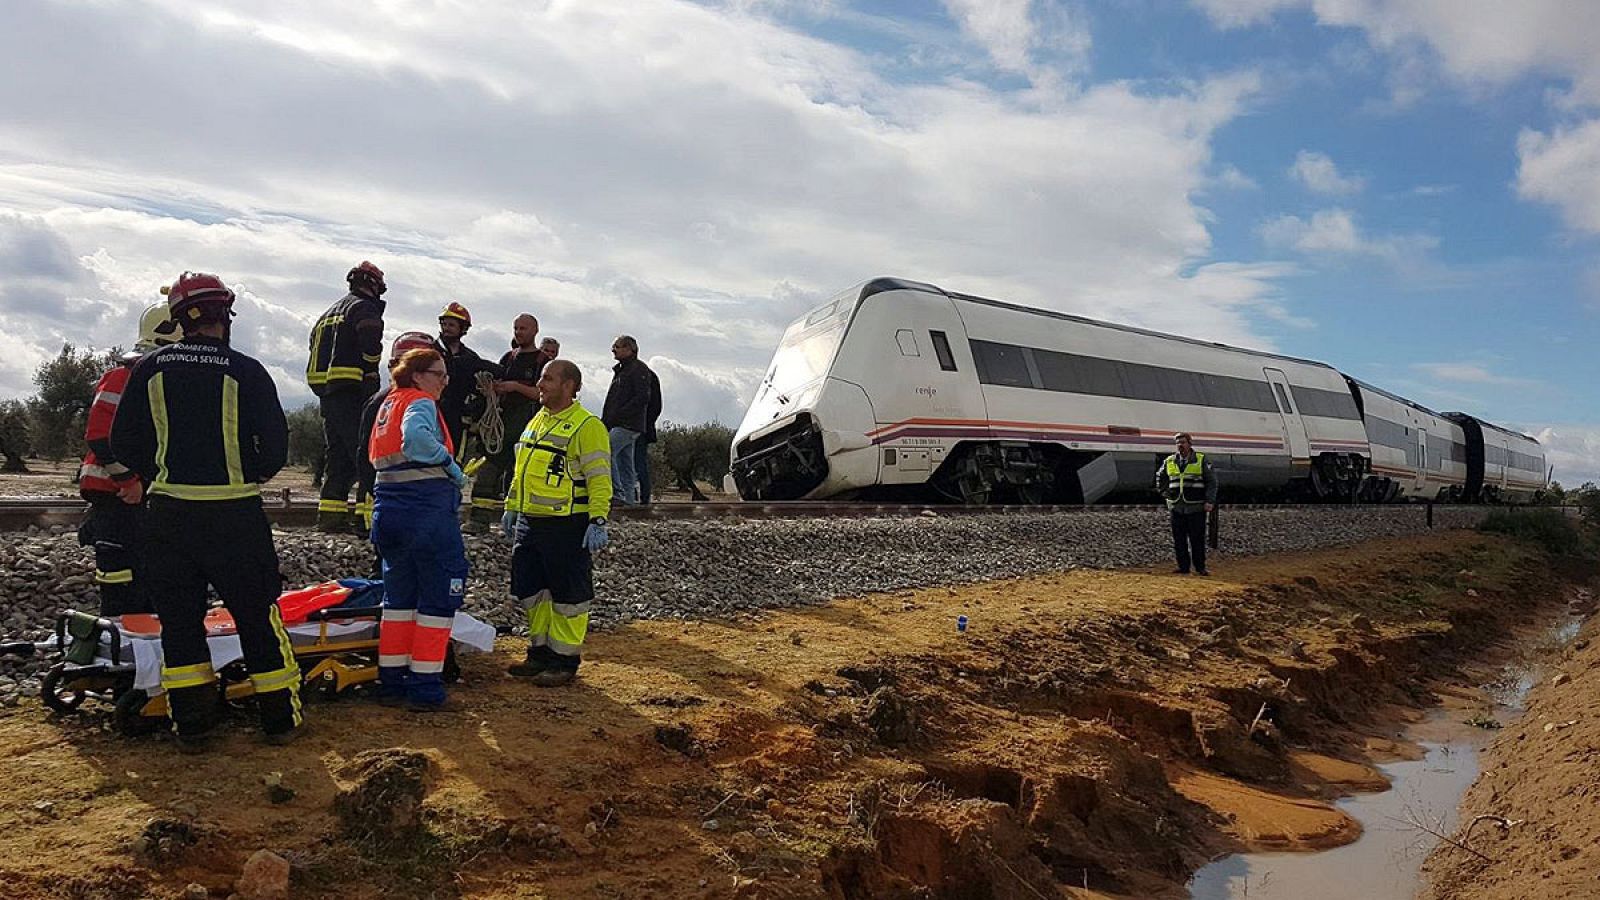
[134,303,181,353]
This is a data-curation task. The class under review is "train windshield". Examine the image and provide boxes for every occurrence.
[764,291,854,396]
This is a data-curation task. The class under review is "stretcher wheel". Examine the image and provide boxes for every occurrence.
[40,664,87,714]
[113,689,163,737]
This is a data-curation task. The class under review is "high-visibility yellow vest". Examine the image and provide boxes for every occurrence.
[506,401,613,519]
[1164,452,1207,505]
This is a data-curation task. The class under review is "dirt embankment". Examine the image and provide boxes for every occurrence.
[0,530,1581,899]
[1421,578,1600,900]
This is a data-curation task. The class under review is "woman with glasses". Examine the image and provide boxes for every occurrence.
[367,349,471,710]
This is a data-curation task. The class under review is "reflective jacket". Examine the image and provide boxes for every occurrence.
[506,401,612,519]
[79,360,139,495]
[306,292,385,396]
[369,388,458,486]
[1157,452,1217,511]
[111,338,287,502]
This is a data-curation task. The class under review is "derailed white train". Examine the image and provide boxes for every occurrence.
[731,278,1547,504]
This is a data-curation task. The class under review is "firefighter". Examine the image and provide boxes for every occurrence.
[433,302,502,454]
[110,272,303,750]
[466,314,548,532]
[502,360,612,686]
[368,348,470,710]
[76,304,181,616]
[1156,432,1218,576]
[306,261,387,532]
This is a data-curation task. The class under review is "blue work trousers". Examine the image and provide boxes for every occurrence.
[371,482,468,705]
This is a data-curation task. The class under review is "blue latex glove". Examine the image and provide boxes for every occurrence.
[583,520,609,552]
[501,510,519,540]
[445,461,469,490]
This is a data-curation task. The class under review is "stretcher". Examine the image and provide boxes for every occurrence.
[39,580,496,736]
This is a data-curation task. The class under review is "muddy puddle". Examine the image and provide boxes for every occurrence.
[1188,614,1582,900]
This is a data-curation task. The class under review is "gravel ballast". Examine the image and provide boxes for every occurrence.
[0,506,1494,701]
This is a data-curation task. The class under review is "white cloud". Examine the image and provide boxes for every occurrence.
[1410,361,1539,388]
[1260,207,1436,263]
[1517,119,1600,234]
[1191,0,1297,29]
[1195,1,1600,102]
[0,0,1293,425]
[1289,150,1366,195]
[1208,164,1259,191]
[1530,424,1600,488]
[942,0,1092,81]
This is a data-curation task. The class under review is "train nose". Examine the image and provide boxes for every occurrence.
[731,412,829,500]
[731,378,877,500]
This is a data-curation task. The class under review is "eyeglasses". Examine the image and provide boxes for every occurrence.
[420,367,449,380]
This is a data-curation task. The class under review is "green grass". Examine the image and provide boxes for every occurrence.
[1477,508,1588,556]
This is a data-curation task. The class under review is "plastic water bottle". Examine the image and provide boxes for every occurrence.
[956,615,969,633]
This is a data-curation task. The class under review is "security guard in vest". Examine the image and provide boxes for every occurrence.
[111,272,304,750]
[306,261,387,532]
[1156,432,1218,576]
[502,360,612,687]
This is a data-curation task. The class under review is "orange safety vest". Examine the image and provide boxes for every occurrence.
[368,388,455,484]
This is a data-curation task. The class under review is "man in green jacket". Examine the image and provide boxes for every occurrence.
[1155,432,1218,575]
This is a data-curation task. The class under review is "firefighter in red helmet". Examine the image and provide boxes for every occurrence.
[306,261,387,532]
[76,302,181,616]
[111,272,304,750]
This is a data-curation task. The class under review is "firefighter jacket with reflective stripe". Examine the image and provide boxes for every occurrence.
[1157,452,1217,511]
[506,401,613,520]
[369,388,457,485]
[111,338,288,501]
[80,360,139,495]
[306,292,385,396]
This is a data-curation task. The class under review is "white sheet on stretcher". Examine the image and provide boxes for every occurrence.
[105,613,497,693]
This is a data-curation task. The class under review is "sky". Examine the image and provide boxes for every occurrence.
[0,0,1596,485]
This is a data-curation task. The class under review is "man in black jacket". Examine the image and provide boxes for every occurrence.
[306,262,386,532]
[602,335,653,506]
[112,272,303,751]
[434,302,503,452]
[632,365,663,505]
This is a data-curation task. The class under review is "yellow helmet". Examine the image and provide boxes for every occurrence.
[134,303,181,353]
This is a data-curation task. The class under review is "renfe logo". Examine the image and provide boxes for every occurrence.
[916,386,938,398]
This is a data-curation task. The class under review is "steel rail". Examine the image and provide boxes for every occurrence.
[0,494,1491,532]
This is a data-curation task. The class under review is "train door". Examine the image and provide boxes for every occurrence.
[1262,368,1311,460]
[1415,429,1428,492]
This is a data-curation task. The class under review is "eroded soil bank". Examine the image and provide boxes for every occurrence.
[0,530,1584,899]
[1421,580,1600,900]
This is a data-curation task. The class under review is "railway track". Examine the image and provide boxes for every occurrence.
[0,495,1457,532]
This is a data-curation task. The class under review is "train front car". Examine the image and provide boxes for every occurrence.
[731,278,983,501]
[730,283,878,500]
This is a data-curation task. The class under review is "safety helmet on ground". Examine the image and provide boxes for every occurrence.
[134,304,182,353]
[347,261,386,297]
[390,330,436,362]
[165,272,235,327]
[439,302,472,329]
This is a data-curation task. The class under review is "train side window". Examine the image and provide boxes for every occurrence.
[929,331,957,371]
[895,329,920,357]
[1121,362,1165,402]
[1272,383,1294,414]
[971,340,1031,387]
